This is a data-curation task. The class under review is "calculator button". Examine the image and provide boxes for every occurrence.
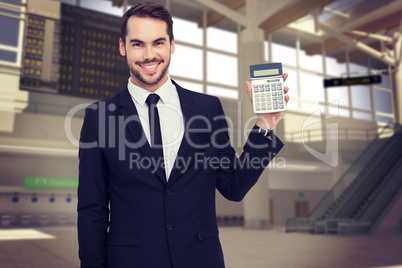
[259,84,264,88]
[279,100,284,104]
[273,96,277,101]
[272,87,276,91]
[278,96,283,100]
[254,88,259,93]
[277,83,282,86]
[278,91,283,95]
[256,107,260,111]
[272,92,277,96]
[265,84,270,87]
[279,105,284,109]
[267,106,272,110]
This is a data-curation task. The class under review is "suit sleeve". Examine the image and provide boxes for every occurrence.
[77,105,110,268]
[215,100,284,202]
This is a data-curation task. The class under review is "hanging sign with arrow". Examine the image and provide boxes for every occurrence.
[324,75,382,87]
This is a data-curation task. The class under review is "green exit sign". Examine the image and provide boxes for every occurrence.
[24,177,78,188]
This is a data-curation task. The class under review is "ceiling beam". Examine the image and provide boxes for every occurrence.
[194,0,247,27]
[319,23,395,66]
[306,1,402,56]
[306,38,345,55]
[111,0,123,7]
[258,0,336,35]
[197,0,245,28]
[336,43,381,63]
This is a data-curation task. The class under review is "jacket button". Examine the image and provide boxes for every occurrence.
[166,224,173,231]
[166,189,172,195]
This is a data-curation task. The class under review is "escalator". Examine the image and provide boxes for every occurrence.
[286,124,402,234]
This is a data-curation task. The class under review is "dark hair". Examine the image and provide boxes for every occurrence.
[120,2,174,45]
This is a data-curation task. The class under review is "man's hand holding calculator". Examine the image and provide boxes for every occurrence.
[246,63,290,134]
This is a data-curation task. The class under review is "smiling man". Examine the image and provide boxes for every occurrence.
[119,14,174,91]
[77,2,289,268]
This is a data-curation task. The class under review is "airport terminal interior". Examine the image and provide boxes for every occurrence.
[0,0,401,267]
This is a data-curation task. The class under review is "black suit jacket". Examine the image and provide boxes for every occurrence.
[77,80,284,268]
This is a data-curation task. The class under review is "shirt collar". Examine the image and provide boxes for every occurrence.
[127,75,174,107]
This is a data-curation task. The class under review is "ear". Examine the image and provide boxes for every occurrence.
[170,39,175,55]
[119,38,126,56]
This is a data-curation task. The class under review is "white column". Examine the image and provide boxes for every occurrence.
[239,26,270,229]
[392,32,402,124]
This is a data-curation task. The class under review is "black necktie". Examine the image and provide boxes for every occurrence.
[146,94,164,162]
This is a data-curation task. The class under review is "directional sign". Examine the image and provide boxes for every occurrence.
[324,75,381,87]
[24,177,78,188]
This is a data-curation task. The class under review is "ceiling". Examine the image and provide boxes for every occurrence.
[110,0,402,70]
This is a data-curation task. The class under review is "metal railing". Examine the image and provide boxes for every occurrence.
[284,126,387,143]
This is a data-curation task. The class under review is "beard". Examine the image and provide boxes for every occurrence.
[127,56,171,87]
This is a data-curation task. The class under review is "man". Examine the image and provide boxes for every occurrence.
[78,2,289,268]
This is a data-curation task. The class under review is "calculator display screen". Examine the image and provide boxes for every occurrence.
[254,68,279,77]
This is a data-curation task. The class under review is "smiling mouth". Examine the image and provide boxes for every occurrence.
[139,62,161,73]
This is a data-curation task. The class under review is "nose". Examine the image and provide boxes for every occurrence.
[143,45,156,61]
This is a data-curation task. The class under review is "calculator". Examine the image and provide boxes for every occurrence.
[250,63,286,114]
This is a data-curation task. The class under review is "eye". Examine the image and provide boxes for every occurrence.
[132,43,142,47]
[155,41,164,46]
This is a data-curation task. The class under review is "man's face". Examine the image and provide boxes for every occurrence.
[119,16,175,92]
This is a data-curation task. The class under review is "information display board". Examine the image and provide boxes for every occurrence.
[21,15,53,91]
[20,2,129,99]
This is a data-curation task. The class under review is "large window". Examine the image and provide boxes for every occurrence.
[170,44,203,81]
[265,35,394,123]
[299,49,322,73]
[171,13,239,99]
[207,27,237,54]
[0,1,25,66]
[272,42,296,67]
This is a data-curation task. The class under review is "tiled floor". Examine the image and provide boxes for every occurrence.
[0,225,401,268]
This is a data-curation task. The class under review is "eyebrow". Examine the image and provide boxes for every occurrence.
[129,37,167,44]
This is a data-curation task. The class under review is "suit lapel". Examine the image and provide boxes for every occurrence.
[168,81,197,184]
[118,87,167,185]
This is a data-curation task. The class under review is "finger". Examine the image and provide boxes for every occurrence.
[284,95,290,104]
[284,86,289,94]
[283,73,288,82]
[246,81,253,102]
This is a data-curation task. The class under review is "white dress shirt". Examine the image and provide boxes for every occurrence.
[127,75,184,180]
